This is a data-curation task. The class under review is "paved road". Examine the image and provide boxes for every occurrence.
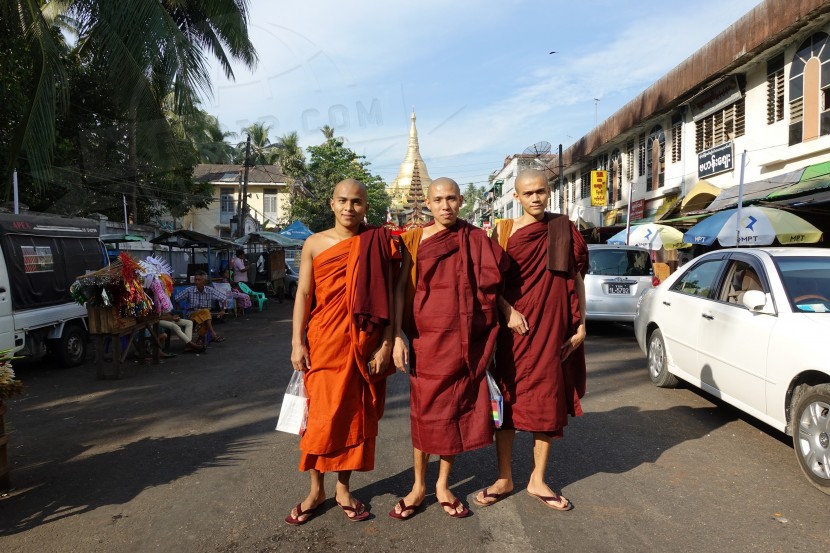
[1,303,828,552]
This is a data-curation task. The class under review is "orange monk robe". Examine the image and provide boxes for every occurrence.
[299,234,392,472]
[492,214,588,436]
[400,221,507,455]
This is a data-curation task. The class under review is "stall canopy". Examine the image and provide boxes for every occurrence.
[150,230,236,249]
[234,231,303,247]
[150,230,236,276]
[280,221,312,241]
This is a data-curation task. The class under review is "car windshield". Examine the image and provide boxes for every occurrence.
[777,256,830,313]
[589,249,652,277]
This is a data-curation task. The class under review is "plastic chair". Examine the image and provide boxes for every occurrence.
[238,281,268,312]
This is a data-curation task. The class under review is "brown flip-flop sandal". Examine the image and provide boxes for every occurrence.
[388,498,423,520]
[285,502,321,526]
[473,488,507,507]
[337,500,370,522]
[526,490,573,511]
[439,498,470,518]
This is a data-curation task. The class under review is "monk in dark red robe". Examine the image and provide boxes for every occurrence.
[286,179,394,526]
[475,169,588,512]
[389,178,506,520]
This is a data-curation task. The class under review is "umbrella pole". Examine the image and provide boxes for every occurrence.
[625,180,634,245]
[736,150,746,247]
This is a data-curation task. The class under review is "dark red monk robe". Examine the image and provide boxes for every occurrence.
[299,229,392,472]
[493,214,588,435]
[400,221,506,455]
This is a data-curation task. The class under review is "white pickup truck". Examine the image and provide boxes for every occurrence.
[0,212,108,366]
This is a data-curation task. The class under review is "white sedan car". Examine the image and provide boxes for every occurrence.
[634,247,830,494]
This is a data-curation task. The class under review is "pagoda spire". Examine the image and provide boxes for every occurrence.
[404,161,429,227]
[388,109,432,210]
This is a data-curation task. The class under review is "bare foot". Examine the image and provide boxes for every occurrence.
[287,490,325,524]
[436,490,469,517]
[474,478,513,506]
[390,487,426,519]
[526,483,571,511]
[334,490,367,519]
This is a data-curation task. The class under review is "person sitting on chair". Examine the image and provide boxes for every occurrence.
[174,270,227,343]
[159,311,205,352]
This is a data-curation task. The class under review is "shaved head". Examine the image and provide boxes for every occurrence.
[332,178,368,201]
[515,169,549,193]
[427,177,461,199]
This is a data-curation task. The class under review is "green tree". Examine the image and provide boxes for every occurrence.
[273,131,306,179]
[459,183,484,221]
[237,122,276,165]
[2,0,257,221]
[290,136,389,231]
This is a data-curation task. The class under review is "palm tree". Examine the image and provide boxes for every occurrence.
[2,0,69,196]
[3,0,258,214]
[274,131,306,178]
[238,122,276,165]
[320,125,336,141]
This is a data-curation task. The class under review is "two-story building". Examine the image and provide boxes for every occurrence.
[184,164,293,239]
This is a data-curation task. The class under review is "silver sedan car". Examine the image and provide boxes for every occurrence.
[585,244,659,322]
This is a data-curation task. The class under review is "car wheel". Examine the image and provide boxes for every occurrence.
[791,383,830,495]
[54,325,87,367]
[648,328,679,388]
[288,282,297,299]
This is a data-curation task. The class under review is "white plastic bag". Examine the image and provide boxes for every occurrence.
[276,371,309,435]
[486,370,503,429]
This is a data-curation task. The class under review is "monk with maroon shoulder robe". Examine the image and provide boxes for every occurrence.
[389,178,506,520]
[286,179,394,526]
[474,169,588,512]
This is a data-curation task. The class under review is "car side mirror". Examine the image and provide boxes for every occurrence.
[741,290,770,312]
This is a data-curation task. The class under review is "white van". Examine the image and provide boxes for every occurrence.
[0,212,108,366]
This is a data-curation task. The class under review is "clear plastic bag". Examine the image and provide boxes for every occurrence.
[276,371,309,435]
[486,371,503,429]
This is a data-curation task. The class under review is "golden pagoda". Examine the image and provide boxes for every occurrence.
[388,110,432,210]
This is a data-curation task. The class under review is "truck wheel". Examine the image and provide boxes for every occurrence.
[791,383,830,495]
[55,325,87,367]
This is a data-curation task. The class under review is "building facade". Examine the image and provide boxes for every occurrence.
[499,1,830,231]
[184,164,292,239]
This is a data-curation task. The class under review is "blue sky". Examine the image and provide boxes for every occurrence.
[203,0,762,189]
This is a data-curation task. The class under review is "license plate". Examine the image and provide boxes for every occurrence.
[608,284,630,294]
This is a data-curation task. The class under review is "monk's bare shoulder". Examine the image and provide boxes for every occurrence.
[303,232,335,260]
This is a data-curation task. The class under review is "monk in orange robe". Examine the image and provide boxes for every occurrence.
[389,178,506,520]
[286,179,394,525]
[474,169,588,512]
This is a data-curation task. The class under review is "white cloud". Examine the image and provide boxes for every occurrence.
[205,0,762,186]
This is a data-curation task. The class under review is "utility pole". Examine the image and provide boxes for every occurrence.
[241,134,252,238]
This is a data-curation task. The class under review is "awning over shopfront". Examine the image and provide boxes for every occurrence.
[680,180,720,213]
[767,160,830,199]
[704,168,803,212]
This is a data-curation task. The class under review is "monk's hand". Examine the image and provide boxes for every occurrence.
[392,336,409,373]
[370,340,392,375]
[507,307,529,336]
[290,343,311,372]
[561,323,587,361]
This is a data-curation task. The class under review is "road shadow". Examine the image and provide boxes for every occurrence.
[350,403,735,514]
[0,421,266,536]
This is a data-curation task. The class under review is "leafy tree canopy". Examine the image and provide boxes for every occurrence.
[290,136,389,232]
